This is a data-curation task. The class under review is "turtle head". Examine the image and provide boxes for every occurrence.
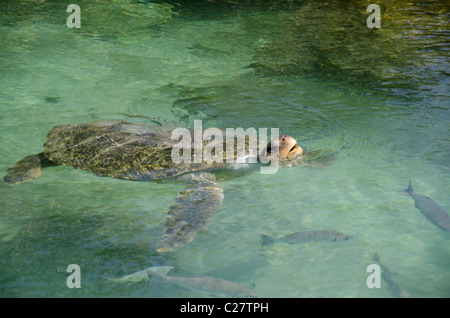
[265,135,303,161]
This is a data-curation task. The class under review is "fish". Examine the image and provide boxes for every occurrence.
[399,181,450,232]
[109,266,258,298]
[261,230,352,246]
[372,253,410,298]
[105,266,168,284]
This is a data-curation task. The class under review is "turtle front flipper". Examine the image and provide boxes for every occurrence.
[4,152,57,184]
[157,172,224,253]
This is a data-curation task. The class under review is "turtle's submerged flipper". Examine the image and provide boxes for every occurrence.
[4,152,57,184]
[157,172,224,253]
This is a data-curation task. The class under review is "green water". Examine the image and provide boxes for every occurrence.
[0,0,449,298]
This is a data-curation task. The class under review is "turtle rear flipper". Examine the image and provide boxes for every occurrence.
[4,152,57,184]
[157,172,224,253]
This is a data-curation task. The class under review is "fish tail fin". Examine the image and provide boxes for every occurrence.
[398,181,414,196]
[145,266,174,284]
[408,181,414,193]
[372,253,380,263]
[261,234,275,246]
[106,269,151,284]
[104,277,121,283]
[106,266,173,284]
[145,266,173,277]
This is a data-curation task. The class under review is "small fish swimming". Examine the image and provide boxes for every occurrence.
[107,267,156,284]
[109,266,258,298]
[261,230,352,246]
[372,253,410,298]
[399,181,450,232]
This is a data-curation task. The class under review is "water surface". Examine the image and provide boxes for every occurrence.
[0,0,449,297]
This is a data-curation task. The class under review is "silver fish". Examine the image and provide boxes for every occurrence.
[261,230,352,246]
[399,182,450,232]
[110,266,258,298]
[372,253,410,298]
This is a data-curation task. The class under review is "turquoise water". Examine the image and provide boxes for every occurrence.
[0,0,449,297]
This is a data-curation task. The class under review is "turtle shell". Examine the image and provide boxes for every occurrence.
[43,120,215,181]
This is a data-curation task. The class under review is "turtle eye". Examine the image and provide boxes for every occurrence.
[266,142,272,155]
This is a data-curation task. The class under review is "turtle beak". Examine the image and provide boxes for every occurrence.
[287,143,303,160]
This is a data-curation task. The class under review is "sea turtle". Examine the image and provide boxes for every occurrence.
[4,120,327,252]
